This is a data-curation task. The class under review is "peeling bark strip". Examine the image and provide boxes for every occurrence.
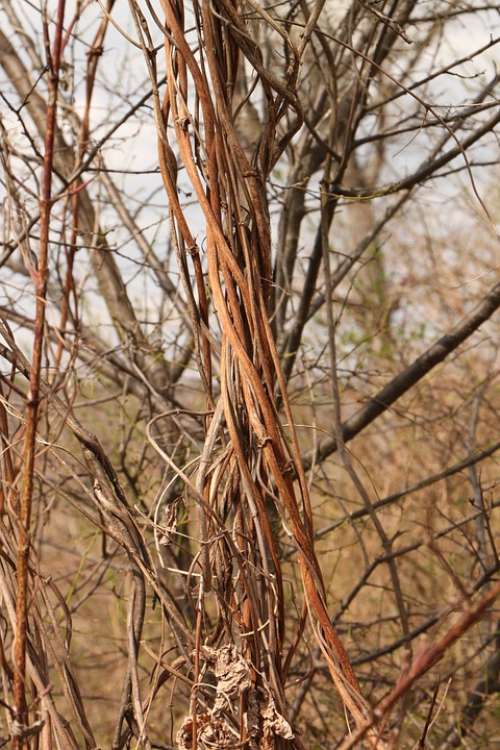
[156,0,372,733]
[1,1,499,747]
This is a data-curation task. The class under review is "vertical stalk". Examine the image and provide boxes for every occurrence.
[13,1,66,745]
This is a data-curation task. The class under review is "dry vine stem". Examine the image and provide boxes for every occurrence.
[1,1,500,748]
[12,1,66,747]
[156,0,371,733]
[337,581,500,750]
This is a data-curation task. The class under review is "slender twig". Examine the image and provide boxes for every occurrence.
[13,1,67,744]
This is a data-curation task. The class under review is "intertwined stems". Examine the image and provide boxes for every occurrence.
[0,1,498,747]
[13,1,66,745]
[155,0,370,735]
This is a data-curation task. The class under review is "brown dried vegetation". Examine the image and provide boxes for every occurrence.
[0,1,499,749]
